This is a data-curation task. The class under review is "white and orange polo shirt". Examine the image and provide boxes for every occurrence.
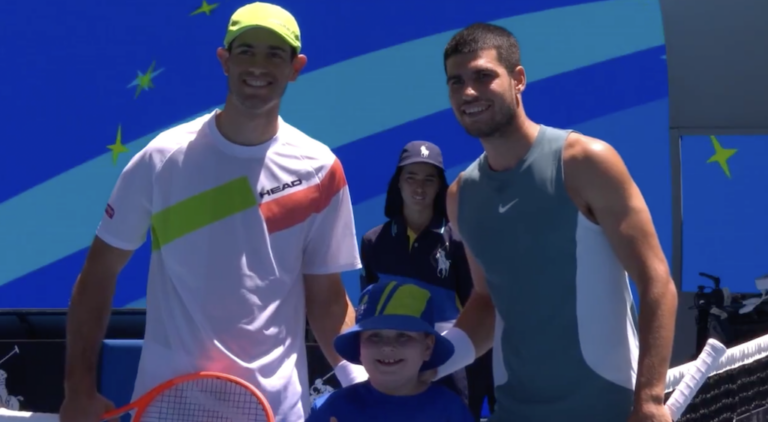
[96,110,362,421]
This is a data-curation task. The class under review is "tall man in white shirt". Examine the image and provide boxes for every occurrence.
[59,3,368,421]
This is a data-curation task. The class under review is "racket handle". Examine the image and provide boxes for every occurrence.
[101,408,132,422]
[665,338,727,421]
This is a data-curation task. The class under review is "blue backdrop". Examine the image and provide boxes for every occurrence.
[0,0,762,309]
[681,135,768,292]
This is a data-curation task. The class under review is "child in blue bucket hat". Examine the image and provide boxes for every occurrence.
[305,280,474,422]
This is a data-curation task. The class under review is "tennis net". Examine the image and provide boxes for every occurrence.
[666,333,768,421]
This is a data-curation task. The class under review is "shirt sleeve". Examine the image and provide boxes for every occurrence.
[95,148,154,251]
[303,158,362,275]
[359,233,379,291]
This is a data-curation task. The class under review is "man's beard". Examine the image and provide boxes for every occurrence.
[462,105,516,139]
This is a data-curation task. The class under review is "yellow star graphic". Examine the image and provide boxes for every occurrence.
[128,61,164,99]
[107,125,129,165]
[706,135,737,178]
[190,0,219,16]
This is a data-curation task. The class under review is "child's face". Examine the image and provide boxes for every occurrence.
[359,329,435,394]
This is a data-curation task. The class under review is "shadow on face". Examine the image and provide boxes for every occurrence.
[216,27,307,113]
[445,48,525,139]
[399,162,440,212]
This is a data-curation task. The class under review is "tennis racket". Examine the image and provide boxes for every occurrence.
[102,371,275,422]
[664,338,727,421]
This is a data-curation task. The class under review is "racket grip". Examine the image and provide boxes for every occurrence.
[665,338,727,421]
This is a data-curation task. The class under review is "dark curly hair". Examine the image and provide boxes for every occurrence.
[443,23,521,75]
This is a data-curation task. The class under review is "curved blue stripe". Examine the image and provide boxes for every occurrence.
[293,0,600,73]
[281,0,663,149]
[0,98,671,308]
[0,0,664,287]
[0,44,668,305]
[1,0,600,203]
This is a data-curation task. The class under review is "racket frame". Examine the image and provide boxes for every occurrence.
[102,371,275,422]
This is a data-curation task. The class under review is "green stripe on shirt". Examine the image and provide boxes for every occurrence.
[150,176,257,250]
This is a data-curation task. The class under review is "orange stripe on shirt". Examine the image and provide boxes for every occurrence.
[261,158,348,234]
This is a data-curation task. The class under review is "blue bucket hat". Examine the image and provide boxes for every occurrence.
[333,280,455,371]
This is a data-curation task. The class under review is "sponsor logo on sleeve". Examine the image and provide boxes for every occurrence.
[105,204,115,219]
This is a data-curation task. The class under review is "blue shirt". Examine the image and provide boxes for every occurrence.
[306,382,474,422]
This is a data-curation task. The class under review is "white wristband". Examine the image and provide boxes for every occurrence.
[334,360,369,387]
[435,327,476,380]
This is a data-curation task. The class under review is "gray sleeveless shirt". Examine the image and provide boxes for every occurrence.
[457,125,639,421]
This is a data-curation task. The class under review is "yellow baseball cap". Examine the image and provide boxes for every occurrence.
[223,2,301,53]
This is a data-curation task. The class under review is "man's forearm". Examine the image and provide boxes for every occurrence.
[454,291,496,357]
[634,278,677,407]
[306,289,369,386]
[64,273,116,395]
[307,294,355,367]
[433,291,495,381]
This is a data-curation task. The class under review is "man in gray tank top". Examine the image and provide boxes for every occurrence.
[430,23,678,422]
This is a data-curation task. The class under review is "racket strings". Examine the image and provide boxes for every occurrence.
[140,378,269,422]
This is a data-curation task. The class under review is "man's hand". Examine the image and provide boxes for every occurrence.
[59,392,117,422]
[63,237,132,422]
[627,404,672,422]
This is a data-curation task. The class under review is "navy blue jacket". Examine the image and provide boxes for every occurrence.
[359,216,473,315]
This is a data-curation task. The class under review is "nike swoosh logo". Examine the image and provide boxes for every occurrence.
[499,199,519,213]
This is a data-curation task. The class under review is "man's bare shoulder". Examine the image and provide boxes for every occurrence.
[447,171,463,197]
[561,132,635,216]
[563,132,627,175]
[563,132,617,161]
[446,172,463,228]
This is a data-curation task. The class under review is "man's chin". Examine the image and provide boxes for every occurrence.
[463,122,507,139]
[463,126,493,139]
[234,97,277,114]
